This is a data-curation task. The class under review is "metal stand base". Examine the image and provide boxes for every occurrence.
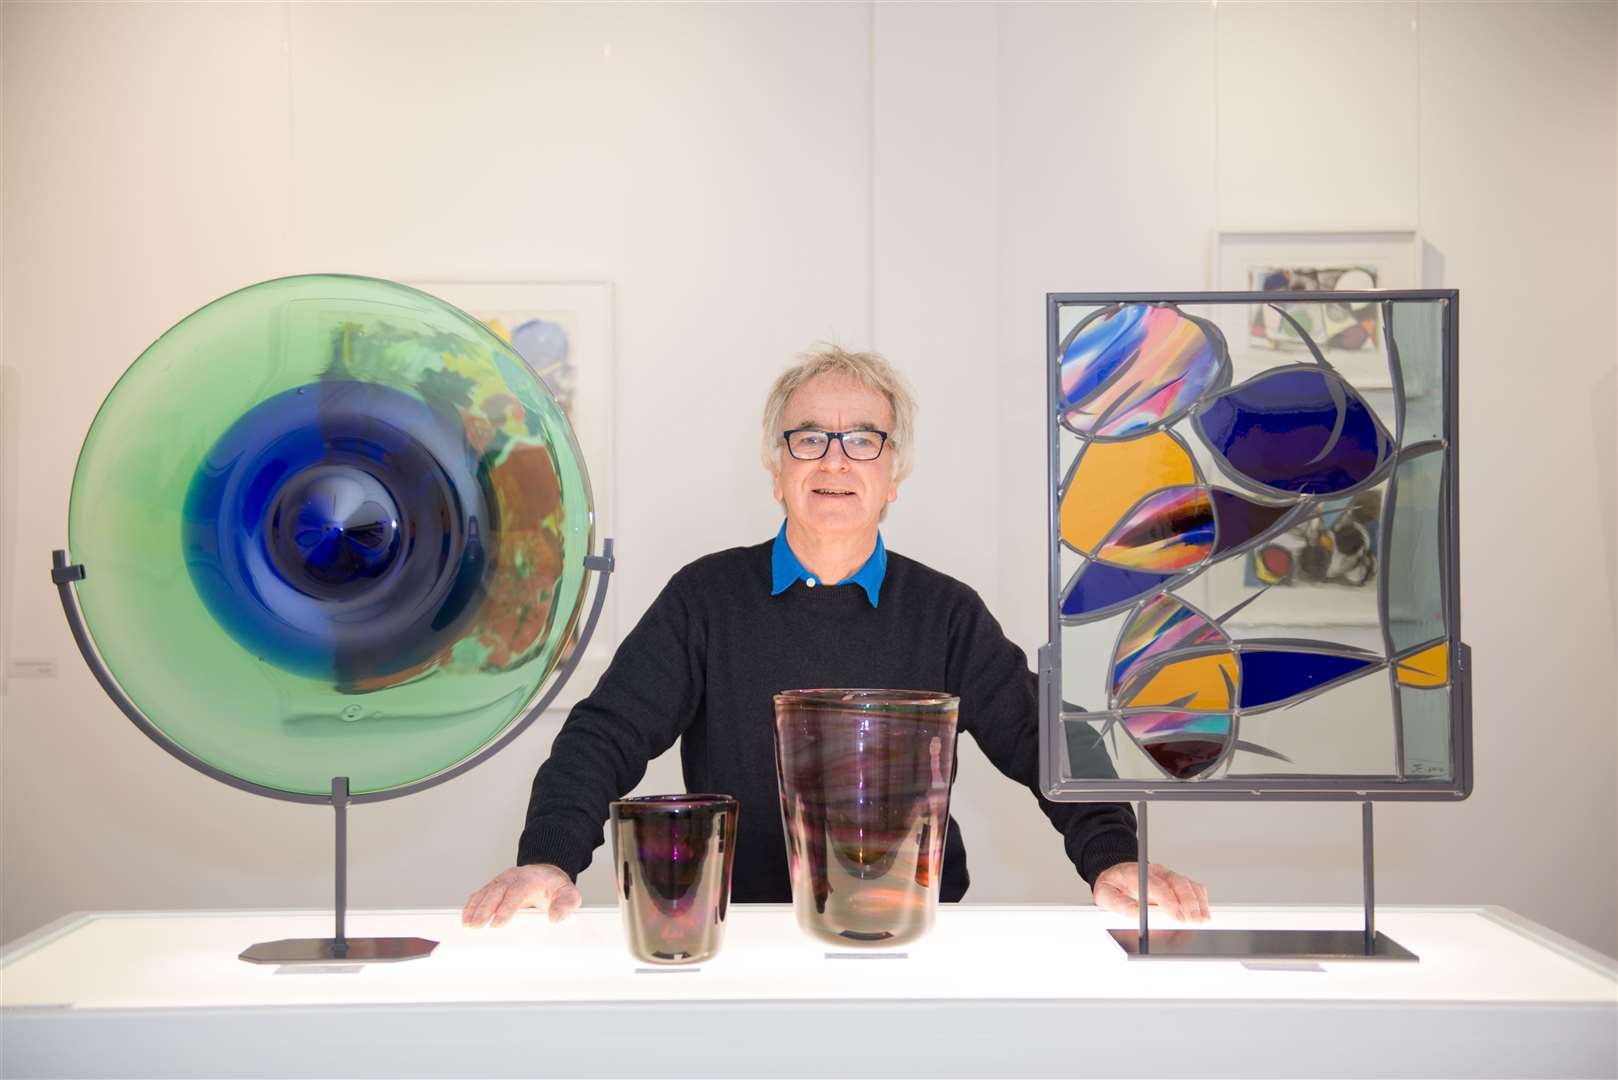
[1115,800,1419,962]
[234,778,440,965]
[239,937,437,965]
[1107,928,1417,962]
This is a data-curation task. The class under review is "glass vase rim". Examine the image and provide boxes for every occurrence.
[610,793,738,814]
[773,688,960,710]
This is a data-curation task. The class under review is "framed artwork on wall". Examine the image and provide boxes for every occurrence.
[408,280,616,706]
[1211,231,1422,389]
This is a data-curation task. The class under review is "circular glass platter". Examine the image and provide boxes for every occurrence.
[68,275,594,796]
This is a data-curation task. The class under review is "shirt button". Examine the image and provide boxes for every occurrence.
[805,578,817,587]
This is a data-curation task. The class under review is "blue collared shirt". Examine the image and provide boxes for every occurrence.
[769,522,887,608]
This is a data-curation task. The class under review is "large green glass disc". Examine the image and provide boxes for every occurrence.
[68,275,594,796]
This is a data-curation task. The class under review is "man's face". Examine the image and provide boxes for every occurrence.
[772,374,899,540]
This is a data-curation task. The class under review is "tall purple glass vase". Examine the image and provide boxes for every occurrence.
[609,794,738,965]
[773,689,960,948]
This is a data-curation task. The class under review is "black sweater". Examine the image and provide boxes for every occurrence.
[518,540,1137,901]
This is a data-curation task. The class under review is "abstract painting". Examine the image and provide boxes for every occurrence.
[1244,490,1380,591]
[1214,231,1420,389]
[408,281,616,707]
[1248,266,1380,353]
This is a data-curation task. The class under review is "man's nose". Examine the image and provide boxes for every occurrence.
[818,438,852,468]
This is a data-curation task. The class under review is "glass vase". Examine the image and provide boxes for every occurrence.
[773,689,959,948]
[609,794,738,965]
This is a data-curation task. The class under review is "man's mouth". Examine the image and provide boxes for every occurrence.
[812,488,855,497]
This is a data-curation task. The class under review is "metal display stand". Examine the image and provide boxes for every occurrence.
[51,540,616,965]
[239,778,438,964]
[1038,290,1470,964]
[1109,800,1417,962]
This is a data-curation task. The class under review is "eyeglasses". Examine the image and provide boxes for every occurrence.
[782,428,889,462]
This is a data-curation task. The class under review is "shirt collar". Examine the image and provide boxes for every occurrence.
[770,521,886,608]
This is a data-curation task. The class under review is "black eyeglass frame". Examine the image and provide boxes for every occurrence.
[781,428,890,462]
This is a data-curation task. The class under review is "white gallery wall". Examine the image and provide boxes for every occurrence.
[2,1,1614,957]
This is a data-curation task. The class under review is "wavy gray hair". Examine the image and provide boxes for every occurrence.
[760,345,917,487]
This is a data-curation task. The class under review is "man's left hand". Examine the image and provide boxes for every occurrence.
[1092,861,1210,923]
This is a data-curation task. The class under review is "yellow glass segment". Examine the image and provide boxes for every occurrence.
[1119,651,1238,710]
[1060,432,1196,552]
[1396,641,1449,687]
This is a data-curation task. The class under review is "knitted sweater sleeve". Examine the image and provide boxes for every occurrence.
[944,586,1138,888]
[516,569,706,878]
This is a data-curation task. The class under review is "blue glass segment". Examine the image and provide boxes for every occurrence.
[1060,563,1175,620]
[1237,650,1379,710]
[1208,487,1293,554]
[1196,368,1392,495]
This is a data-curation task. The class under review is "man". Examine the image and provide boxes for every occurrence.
[463,347,1208,927]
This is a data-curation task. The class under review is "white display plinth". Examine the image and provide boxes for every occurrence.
[3,904,1613,1078]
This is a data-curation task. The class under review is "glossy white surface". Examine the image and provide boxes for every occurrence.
[4,903,1613,1007]
[3,904,1612,1079]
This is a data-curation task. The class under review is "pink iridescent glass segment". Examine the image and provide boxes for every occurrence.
[1120,711,1232,779]
[1060,304,1226,438]
[1111,594,1228,701]
[609,794,738,965]
[773,690,959,948]
[1094,485,1215,571]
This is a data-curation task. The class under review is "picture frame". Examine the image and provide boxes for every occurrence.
[1210,230,1422,389]
[407,280,616,709]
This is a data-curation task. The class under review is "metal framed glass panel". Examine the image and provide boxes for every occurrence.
[1041,291,1469,801]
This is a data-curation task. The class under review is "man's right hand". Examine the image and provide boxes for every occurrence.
[461,864,582,928]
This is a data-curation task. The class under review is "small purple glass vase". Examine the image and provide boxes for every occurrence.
[774,689,960,948]
[609,794,739,965]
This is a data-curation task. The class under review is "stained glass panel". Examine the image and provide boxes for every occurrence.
[1045,292,1467,800]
